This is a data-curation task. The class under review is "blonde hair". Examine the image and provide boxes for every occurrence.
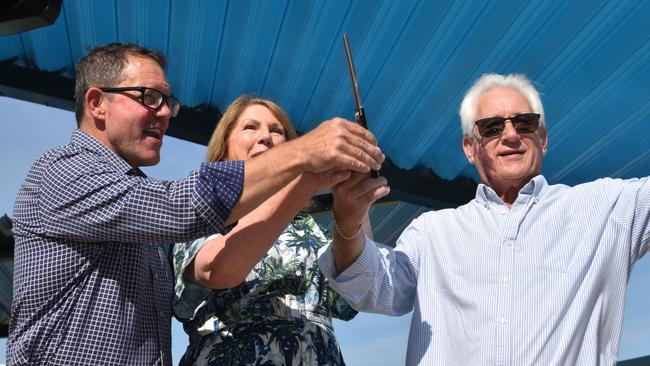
[206,95,298,162]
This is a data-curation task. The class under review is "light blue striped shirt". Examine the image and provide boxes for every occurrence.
[319,175,649,365]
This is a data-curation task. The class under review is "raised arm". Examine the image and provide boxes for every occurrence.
[320,175,429,316]
[186,170,350,289]
[330,172,389,275]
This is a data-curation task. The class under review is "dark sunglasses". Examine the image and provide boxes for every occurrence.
[99,86,181,117]
[473,113,541,139]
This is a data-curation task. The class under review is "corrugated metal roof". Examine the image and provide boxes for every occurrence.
[2,0,648,186]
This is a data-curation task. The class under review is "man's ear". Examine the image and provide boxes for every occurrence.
[462,136,475,164]
[538,127,548,155]
[86,87,106,121]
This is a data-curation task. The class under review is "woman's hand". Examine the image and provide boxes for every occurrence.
[300,170,352,191]
[332,172,389,232]
[329,172,389,275]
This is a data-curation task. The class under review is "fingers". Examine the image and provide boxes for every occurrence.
[320,169,352,187]
[327,133,384,173]
[332,173,389,229]
[329,170,353,186]
[350,136,384,170]
[333,173,389,217]
[304,169,352,188]
[334,172,388,200]
[301,118,385,174]
[333,118,384,167]
[366,181,390,202]
[342,118,377,145]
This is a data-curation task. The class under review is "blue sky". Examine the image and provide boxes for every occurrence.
[0,97,648,364]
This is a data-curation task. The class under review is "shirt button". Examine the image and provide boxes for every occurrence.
[504,241,513,247]
[502,276,509,284]
[499,317,508,325]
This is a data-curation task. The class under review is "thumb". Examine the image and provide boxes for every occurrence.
[327,170,352,187]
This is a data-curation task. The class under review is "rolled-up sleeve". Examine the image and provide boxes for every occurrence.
[194,160,244,232]
[34,150,244,244]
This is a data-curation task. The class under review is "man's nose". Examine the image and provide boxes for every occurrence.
[501,120,519,140]
[156,102,173,119]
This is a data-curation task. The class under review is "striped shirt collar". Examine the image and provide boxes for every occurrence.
[475,174,548,206]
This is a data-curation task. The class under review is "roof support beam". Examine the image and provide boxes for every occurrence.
[304,158,476,213]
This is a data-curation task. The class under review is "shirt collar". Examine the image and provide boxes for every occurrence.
[475,175,548,206]
[70,129,135,175]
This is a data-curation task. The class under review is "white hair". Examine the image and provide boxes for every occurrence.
[459,73,545,136]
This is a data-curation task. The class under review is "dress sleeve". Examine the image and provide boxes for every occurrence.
[327,285,358,321]
[172,234,219,321]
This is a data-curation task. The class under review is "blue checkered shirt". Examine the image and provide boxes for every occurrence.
[320,175,650,365]
[9,129,244,365]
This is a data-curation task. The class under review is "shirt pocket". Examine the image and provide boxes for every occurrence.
[530,195,597,273]
[534,225,581,272]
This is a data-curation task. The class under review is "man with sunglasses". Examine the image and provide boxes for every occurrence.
[320,73,648,365]
[8,43,384,365]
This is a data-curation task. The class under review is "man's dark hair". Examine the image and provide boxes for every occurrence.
[74,43,167,125]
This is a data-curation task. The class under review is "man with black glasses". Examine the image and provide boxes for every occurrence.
[8,43,384,365]
[320,73,649,365]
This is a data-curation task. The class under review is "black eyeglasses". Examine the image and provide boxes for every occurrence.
[473,113,541,139]
[99,86,181,117]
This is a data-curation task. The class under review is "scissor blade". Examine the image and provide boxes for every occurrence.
[343,34,376,177]
[343,34,364,113]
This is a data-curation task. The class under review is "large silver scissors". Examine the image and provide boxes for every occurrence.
[343,33,378,178]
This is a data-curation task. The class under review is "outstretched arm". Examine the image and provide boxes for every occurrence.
[330,172,389,275]
[187,170,350,289]
[319,172,420,316]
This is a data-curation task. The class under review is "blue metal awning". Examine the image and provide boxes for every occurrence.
[1,0,648,187]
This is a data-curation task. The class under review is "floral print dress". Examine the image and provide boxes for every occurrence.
[173,214,357,365]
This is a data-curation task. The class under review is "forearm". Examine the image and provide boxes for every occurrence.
[225,140,307,226]
[330,172,387,274]
[332,220,366,276]
[189,174,318,289]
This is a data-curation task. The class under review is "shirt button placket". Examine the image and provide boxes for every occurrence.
[496,208,516,366]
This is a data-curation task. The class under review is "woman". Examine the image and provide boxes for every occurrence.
[173,95,359,365]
